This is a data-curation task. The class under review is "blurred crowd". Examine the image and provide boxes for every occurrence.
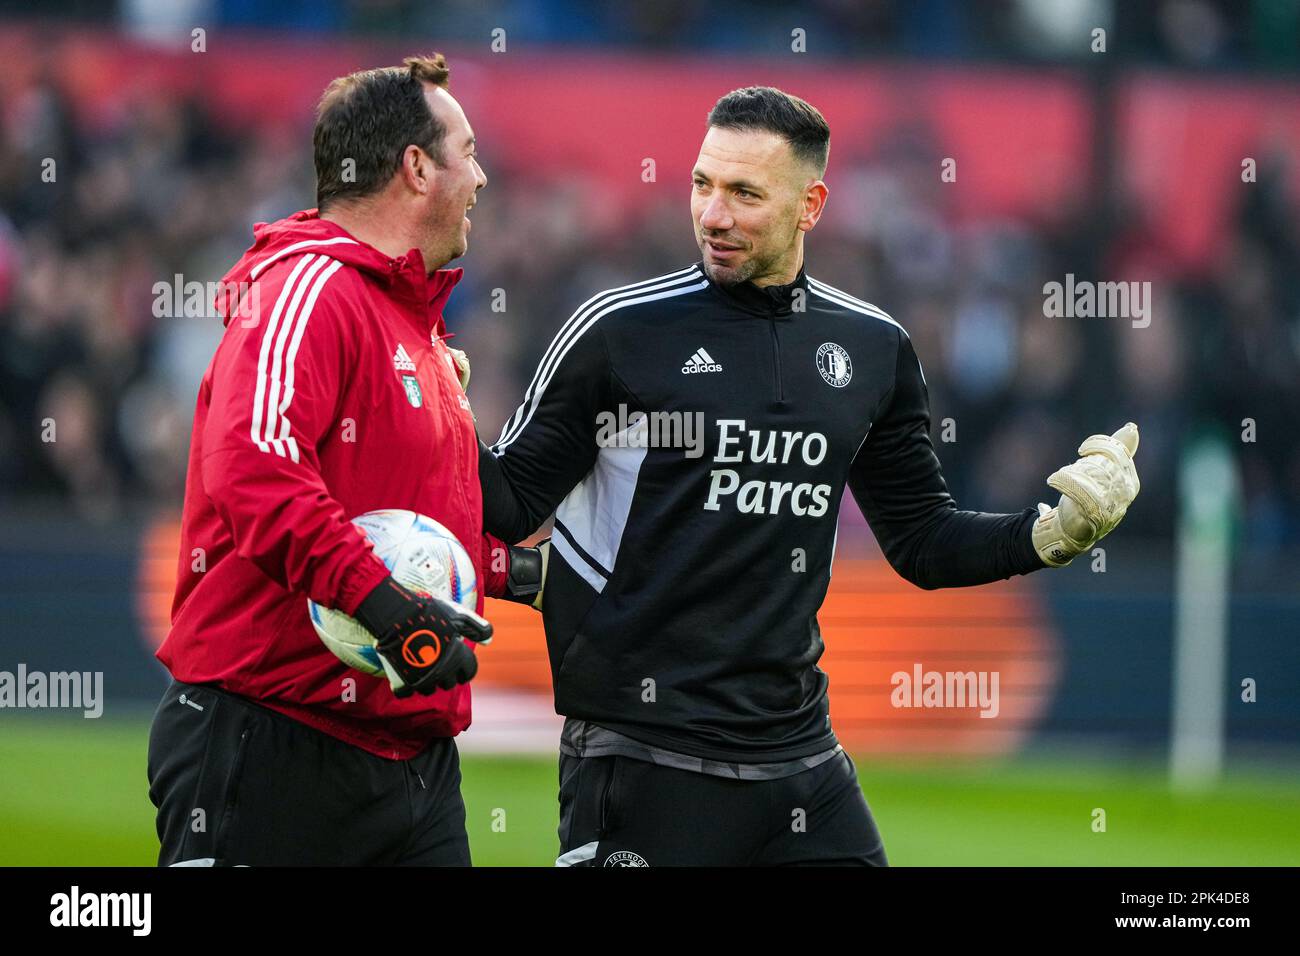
[0,41,1297,553]
[19,0,1292,69]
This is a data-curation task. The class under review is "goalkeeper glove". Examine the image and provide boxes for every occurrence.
[1032,422,1141,568]
[448,347,471,391]
[353,577,492,697]
[501,540,549,611]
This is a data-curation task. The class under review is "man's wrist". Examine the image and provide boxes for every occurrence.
[1031,502,1087,568]
[353,576,412,636]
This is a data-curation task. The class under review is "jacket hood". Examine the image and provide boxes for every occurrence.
[216,209,462,328]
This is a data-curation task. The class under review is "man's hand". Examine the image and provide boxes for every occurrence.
[502,540,549,611]
[353,577,492,697]
[1032,422,1141,568]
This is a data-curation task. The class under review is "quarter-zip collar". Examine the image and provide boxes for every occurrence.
[701,261,808,319]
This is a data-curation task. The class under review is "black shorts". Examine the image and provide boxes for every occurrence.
[147,680,469,866]
[555,750,888,866]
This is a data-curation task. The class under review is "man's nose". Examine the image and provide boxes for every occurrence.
[699,195,732,231]
[474,159,487,190]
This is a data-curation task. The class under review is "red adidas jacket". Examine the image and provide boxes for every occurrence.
[158,210,507,759]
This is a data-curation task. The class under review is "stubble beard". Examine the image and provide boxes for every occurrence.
[424,206,468,272]
[699,240,768,287]
[702,248,788,287]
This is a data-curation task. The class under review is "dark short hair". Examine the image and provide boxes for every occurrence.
[706,86,830,175]
[313,54,451,211]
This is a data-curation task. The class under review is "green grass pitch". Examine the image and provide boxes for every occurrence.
[2,715,1297,866]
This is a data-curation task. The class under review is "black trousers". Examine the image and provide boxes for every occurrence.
[556,750,888,866]
[147,680,469,866]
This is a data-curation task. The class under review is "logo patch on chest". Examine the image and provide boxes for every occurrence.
[402,374,423,408]
[682,347,722,374]
[816,342,853,387]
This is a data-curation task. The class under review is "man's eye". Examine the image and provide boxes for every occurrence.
[736,189,754,199]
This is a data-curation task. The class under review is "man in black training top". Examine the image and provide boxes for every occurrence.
[479,87,1141,866]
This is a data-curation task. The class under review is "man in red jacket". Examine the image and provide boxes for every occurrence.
[148,54,543,866]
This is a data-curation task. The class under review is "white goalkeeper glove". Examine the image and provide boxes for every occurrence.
[1032,422,1141,568]
[449,347,471,391]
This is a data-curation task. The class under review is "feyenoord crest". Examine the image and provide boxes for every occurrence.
[816,342,852,387]
[604,850,648,867]
[402,374,423,408]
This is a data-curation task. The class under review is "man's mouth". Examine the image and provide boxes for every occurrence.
[704,238,743,257]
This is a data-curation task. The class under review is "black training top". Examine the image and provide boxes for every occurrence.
[480,262,1044,762]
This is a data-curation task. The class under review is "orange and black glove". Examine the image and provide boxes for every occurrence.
[353,577,492,697]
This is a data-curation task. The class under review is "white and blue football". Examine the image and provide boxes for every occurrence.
[307,509,478,676]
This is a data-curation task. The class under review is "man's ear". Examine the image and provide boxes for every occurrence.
[401,144,435,196]
[798,180,829,233]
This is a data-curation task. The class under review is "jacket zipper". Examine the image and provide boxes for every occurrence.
[769,318,784,402]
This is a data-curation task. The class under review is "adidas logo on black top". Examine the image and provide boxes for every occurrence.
[682,348,722,374]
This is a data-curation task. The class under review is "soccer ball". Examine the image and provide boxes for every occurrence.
[307,509,479,676]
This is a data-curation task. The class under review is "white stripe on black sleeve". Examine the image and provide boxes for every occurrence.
[492,267,705,453]
[807,277,902,328]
